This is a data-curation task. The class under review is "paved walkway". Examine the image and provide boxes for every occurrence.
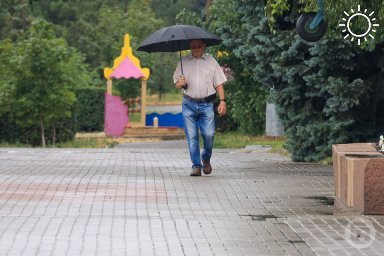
[0,141,383,256]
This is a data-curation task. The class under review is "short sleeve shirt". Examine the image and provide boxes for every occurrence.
[173,53,227,99]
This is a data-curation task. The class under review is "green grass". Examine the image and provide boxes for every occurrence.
[1,132,286,155]
[319,156,333,165]
[1,138,118,148]
[58,133,286,153]
[54,138,118,148]
[213,132,286,151]
[0,142,32,148]
[146,91,182,105]
[0,139,117,148]
[129,113,141,123]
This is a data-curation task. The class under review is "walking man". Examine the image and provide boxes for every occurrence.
[173,39,227,176]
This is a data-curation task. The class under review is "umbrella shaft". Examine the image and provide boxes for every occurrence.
[179,45,184,75]
[179,49,187,89]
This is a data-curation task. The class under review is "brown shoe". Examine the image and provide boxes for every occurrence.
[190,167,201,176]
[202,159,212,175]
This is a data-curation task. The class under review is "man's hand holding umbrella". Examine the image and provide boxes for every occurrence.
[175,75,187,90]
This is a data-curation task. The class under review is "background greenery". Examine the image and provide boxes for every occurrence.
[209,0,383,161]
[1,0,383,163]
[0,0,201,146]
[74,88,105,132]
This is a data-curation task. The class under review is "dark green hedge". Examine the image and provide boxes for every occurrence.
[0,113,22,143]
[0,111,77,146]
[0,87,104,145]
[74,87,105,132]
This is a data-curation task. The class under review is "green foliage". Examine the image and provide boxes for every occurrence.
[176,8,205,27]
[152,0,193,25]
[146,53,178,98]
[54,137,119,148]
[208,0,268,135]
[213,132,286,149]
[0,19,92,146]
[80,0,164,70]
[1,0,191,145]
[0,0,31,41]
[272,37,383,161]
[226,81,267,135]
[268,0,291,16]
[74,88,105,132]
[212,0,384,161]
[1,0,217,146]
[0,113,20,143]
[26,0,177,97]
[0,40,15,115]
[0,39,24,143]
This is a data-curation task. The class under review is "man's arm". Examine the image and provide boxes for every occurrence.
[216,84,225,100]
[216,84,226,116]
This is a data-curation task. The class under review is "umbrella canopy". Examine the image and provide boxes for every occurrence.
[137,25,221,90]
[137,24,221,52]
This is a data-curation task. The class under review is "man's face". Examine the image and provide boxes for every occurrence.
[190,40,205,58]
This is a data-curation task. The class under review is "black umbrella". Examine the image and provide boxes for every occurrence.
[137,25,222,88]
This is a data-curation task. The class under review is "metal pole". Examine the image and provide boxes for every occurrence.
[178,41,184,75]
[179,50,184,75]
[178,41,187,89]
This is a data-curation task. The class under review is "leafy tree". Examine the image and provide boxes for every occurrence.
[0,0,31,41]
[146,53,178,98]
[0,40,15,115]
[28,0,176,97]
[0,40,22,142]
[209,0,384,161]
[74,88,105,132]
[150,0,207,25]
[208,0,268,134]
[6,19,92,146]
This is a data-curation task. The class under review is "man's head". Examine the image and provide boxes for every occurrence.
[190,39,205,58]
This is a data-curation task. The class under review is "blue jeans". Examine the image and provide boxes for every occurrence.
[182,97,215,169]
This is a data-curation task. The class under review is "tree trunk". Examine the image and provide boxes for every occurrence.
[52,125,56,146]
[205,0,213,21]
[158,82,163,100]
[205,0,213,9]
[124,0,129,14]
[40,114,46,147]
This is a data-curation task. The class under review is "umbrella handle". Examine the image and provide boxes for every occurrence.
[179,48,188,89]
[179,75,188,90]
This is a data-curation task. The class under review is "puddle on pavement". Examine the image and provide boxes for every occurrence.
[288,240,306,244]
[239,214,279,221]
[305,196,334,206]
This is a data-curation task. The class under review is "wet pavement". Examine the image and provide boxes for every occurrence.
[0,141,383,255]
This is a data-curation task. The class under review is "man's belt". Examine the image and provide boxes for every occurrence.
[183,94,216,103]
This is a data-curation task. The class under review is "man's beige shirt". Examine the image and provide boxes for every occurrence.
[173,53,227,99]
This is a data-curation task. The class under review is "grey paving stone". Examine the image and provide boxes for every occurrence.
[0,144,383,255]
